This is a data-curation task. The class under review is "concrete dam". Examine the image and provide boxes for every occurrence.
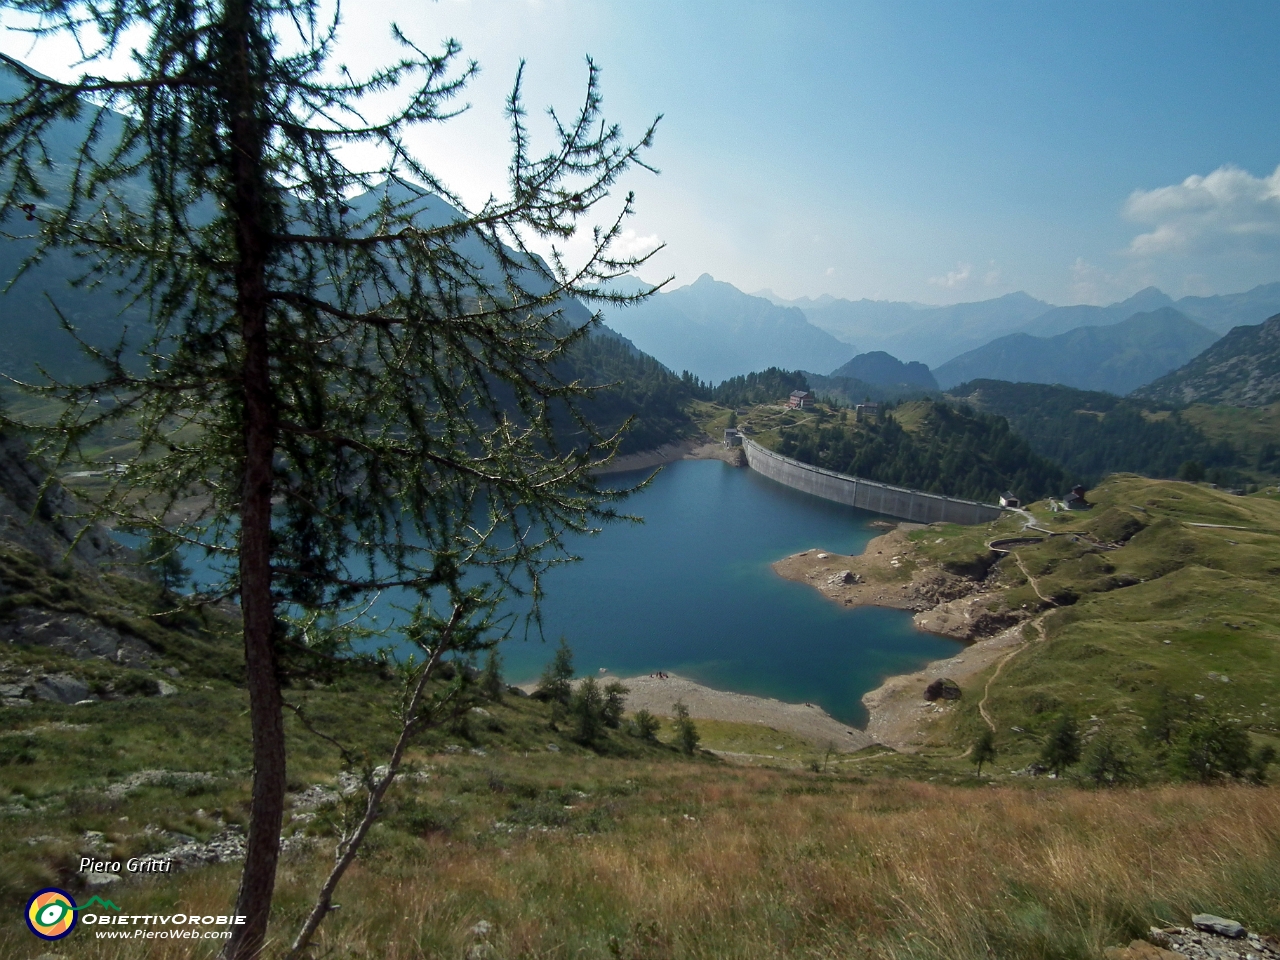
[741,437,1004,526]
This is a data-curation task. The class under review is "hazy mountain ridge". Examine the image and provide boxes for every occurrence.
[777,291,1051,369]
[1018,286,1174,338]
[1132,313,1280,407]
[932,308,1220,394]
[602,274,857,383]
[763,281,1280,369]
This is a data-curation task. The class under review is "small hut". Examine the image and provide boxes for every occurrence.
[1064,485,1091,510]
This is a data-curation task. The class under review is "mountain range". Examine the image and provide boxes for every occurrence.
[762,290,1051,369]
[759,283,1280,371]
[932,308,1220,394]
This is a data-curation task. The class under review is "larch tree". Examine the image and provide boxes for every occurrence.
[0,1,658,957]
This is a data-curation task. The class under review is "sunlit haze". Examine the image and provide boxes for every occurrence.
[5,0,1280,304]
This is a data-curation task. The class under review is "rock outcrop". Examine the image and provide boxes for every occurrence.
[0,431,131,571]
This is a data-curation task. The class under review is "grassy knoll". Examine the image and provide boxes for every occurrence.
[900,475,1280,778]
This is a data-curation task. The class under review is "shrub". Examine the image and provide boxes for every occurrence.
[630,709,660,742]
[673,701,700,755]
[1080,731,1139,786]
[1169,717,1252,782]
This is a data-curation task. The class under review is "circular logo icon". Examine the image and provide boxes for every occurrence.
[26,888,77,940]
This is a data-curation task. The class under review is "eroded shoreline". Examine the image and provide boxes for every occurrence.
[772,525,1029,751]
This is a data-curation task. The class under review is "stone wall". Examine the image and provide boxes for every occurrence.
[742,438,1003,525]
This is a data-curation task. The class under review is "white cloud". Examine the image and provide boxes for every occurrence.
[1125,164,1280,256]
[610,228,663,258]
[928,261,971,288]
[824,266,836,276]
[982,260,1000,286]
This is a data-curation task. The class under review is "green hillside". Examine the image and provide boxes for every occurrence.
[1134,312,1280,407]
[905,474,1280,781]
[949,379,1244,485]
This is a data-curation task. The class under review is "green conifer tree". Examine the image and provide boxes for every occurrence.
[673,700,700,755]
[1039,712,1082,777]
[537,638,576,706]
[602,679,629,728]
[0,6,656,956]
[570,675,604,744]
[971,728,997,777]
[480,650,504,703]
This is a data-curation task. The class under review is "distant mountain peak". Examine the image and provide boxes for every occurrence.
[1117,286,1174,310]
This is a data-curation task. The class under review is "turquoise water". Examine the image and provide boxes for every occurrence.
[156,458,960,727]
[499,459,960,727]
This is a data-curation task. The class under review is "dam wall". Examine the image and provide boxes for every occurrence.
[741,437,1004,526]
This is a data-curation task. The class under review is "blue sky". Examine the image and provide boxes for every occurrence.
[6,0,1280,305]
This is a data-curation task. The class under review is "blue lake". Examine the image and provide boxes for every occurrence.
[164,458,960,727]
[496,459,959,727]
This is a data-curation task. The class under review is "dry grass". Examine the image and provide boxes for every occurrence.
[23,769,1280,960]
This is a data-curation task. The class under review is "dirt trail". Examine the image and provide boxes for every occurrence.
[1013,551,1055,604]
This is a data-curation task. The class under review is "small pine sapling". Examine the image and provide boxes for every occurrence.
[602,680,630,728]
[1039,712,1081,777]
[1080,731,1138,787]
[536,638,575,706]
[971,728,997,777]
[673,701,700,755]
[630,709,661,742]
[480,650,504,703]
[570,676,605,744]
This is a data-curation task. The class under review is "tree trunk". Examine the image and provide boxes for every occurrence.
[219,2,285,957]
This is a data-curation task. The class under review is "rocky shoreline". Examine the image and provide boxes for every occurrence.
[772,524,1029,752]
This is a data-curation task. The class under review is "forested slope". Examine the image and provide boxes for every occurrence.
[773,399,1068,503]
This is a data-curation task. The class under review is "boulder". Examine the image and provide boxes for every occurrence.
[1192,914,1245,939]
[33,673,92,704]
[923,677,962,701]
